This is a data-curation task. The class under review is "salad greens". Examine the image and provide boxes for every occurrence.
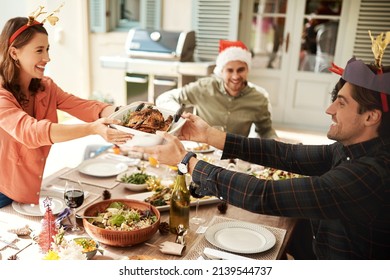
[88,202,157,231]
[120,172,152,184]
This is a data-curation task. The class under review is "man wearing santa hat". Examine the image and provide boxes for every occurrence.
[156,40,277,139]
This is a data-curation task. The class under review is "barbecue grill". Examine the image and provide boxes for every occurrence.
[100,28,215,104]
[126,28,196,62]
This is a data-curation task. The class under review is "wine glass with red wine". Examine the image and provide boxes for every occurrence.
[189,181,206,225]
[64,181,85,233]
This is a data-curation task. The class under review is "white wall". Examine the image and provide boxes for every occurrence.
[162,0,192,31]
[89,31,128,105]
[0,1,30,26]
[45,0,90,98]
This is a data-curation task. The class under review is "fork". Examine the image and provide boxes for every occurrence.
[7,242,33,260]
[0,238,19,250]
[75,213,99,219]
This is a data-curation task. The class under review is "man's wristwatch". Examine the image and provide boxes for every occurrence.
[177,152,197,174]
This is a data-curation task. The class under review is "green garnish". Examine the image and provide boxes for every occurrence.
[120,172,151,184]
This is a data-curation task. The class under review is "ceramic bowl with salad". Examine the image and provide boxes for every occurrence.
[117,170,156,191]
[72,237,102,260]
[82,199,160,247]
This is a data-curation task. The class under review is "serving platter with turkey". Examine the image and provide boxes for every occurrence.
[108,103,186,147]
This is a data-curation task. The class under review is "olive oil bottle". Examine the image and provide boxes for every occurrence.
[169,172,190,234]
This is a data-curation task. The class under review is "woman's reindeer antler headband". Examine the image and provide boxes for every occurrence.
[9,3,64,46]
[329,30,390,112]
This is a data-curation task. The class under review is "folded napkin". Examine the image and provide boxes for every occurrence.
[7,225,31,236]
[159,241,186,256]
[55,208,73,230]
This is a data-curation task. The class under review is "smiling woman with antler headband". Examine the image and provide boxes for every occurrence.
[131,31,390,259]
[0,4,134,208]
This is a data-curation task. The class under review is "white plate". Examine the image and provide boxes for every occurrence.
[182,141,215,153]
[77,159,128,177]
[205,221,276,254]
[12,190,66,217]
[108,104,186,147]
[126,191,220,211]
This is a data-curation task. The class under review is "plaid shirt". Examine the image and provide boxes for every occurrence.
[193,133,390,259]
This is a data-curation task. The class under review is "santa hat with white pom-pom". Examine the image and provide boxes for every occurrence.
[213,40,252,77]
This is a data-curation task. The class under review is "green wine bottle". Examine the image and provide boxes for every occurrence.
[169,172,190,234]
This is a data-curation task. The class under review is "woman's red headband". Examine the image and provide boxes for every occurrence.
[9,20,43,45]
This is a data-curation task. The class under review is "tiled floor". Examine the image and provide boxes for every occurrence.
[43,118,334,179]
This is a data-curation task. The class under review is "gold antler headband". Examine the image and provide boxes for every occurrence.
[369,30,390,112]
[369,30,390,69]
[9,3,64,45]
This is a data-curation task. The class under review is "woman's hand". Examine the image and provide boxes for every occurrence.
[91,118,133,145]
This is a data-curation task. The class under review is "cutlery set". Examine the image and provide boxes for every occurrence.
[0,232,35,260]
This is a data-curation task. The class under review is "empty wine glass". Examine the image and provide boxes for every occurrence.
[64,181,85,233]
[189,181,205,225]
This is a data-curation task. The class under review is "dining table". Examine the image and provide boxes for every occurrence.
[0,145,298,261]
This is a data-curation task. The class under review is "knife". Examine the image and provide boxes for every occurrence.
[173,104,186,123]
[203,247,252,260]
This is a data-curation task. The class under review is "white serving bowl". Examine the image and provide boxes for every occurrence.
[116,170,156,192]
[108,104,186,147]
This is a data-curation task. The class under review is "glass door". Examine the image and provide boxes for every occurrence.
[298,0,342,72]
[242,0,347,128]
[249,0,288,70]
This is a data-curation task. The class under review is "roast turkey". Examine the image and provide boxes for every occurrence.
[122,106,173,133]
